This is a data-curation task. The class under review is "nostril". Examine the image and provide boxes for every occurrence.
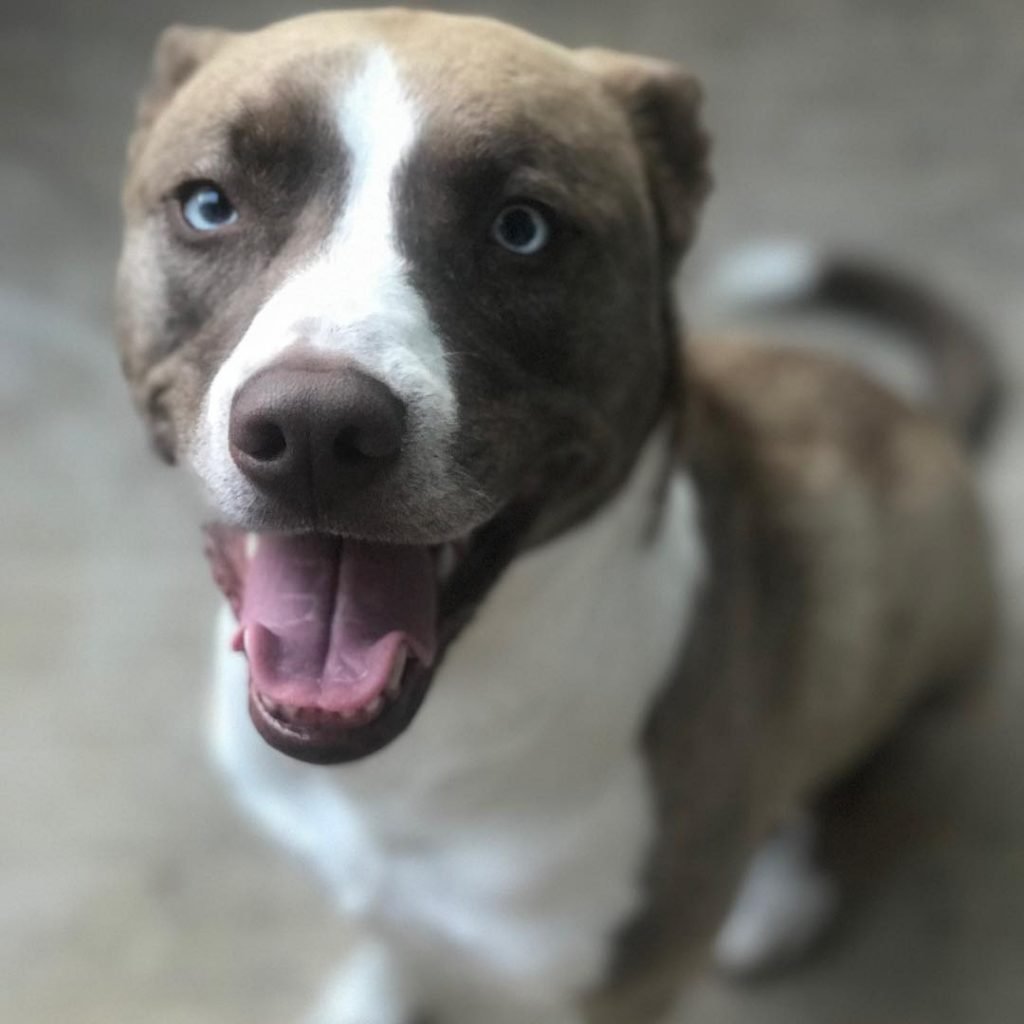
[333,418,402,465]
[238,419,287,462]
[333,426,371,464]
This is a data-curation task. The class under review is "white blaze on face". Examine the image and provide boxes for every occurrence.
[192,48,456,513]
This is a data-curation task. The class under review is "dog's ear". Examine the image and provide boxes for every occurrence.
[130,25,232,157]
[576,48,712,269]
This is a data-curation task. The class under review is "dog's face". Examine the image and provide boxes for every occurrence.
[117,10,709,763]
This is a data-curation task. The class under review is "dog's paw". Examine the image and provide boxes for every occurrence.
[305,942,420,1024]
[713,813,838,979]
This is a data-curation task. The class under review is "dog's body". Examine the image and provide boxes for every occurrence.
[211,338,993,1024]
[116,10,997,1023]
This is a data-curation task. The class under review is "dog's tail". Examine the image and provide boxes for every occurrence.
[710,241,1002,450]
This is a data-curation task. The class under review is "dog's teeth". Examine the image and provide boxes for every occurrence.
[386,648,408,698]
[260,689,395,731]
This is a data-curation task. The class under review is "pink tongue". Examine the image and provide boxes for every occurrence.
[237,535,437,712]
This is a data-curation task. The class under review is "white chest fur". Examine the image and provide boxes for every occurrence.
[210,429,705,1013]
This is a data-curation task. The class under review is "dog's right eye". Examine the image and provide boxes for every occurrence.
[179,182,238,233]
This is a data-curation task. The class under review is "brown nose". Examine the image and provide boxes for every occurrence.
[228,362,406,497]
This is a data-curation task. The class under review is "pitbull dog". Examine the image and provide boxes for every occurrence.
[116,9,998,1024]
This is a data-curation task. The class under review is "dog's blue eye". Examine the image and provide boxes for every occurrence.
[180,183,238,232]
[492,204,550,255]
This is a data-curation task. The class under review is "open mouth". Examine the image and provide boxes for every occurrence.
[203,524,500,764]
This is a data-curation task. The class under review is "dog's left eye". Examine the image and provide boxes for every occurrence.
[179,183,238,232]
[491,204,550,255]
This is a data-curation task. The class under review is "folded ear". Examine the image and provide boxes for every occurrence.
[576,48,712,269]
[130,24,232,156]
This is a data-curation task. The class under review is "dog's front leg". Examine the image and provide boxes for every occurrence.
[305,938,428,1024]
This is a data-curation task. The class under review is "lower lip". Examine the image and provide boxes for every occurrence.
[254,690,384,730]
[250,685,390,744]
[245,657,430,764]
[248,644,409,737]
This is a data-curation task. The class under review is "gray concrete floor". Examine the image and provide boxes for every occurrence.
[2,1,1023,1021]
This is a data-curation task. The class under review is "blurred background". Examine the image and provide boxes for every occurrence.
[2,0,1022,1021]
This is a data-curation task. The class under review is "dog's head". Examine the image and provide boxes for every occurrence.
[117,9,710,763]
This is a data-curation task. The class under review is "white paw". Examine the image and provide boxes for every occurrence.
[714,814,838,978]
[305,942,418,1024]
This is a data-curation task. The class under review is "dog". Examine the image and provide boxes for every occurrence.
[115,9,999,1023]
